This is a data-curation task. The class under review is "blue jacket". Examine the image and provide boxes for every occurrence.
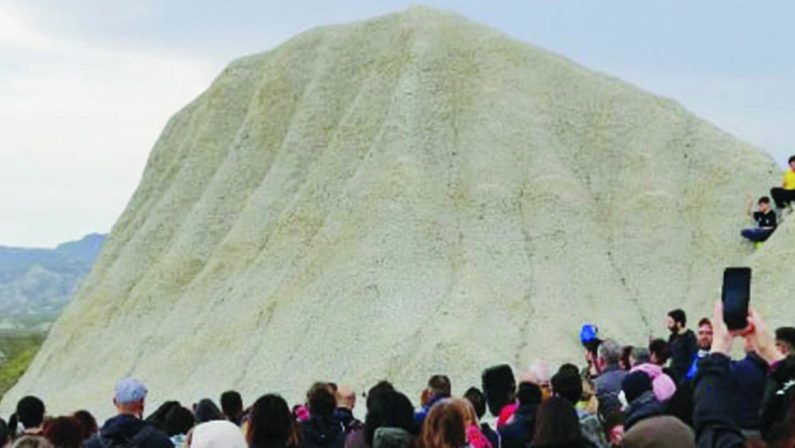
[412,394,447,432]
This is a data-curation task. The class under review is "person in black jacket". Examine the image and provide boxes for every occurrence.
[693,302,793,447]
[621,372,663,431]
[499,382,542,448]
[299,383,346,448]
[83,378,172,448]
[667,308,698,384]
[333,385,362,434]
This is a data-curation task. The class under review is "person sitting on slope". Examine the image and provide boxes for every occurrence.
[770,155,795,211]
[741,196,777,244]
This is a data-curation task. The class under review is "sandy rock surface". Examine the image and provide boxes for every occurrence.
[1,7,784,415]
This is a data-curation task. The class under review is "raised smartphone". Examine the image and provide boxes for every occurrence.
[722,267,751,331]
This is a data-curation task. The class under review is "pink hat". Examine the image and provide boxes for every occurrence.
[630,363,676,402]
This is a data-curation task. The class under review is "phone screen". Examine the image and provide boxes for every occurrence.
[722,267,751,331]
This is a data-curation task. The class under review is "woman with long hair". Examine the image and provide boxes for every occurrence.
[531,397,590,448]
[246,394,300,448]
[417,399,468,448]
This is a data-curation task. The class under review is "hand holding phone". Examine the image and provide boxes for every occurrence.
[722,267,751,331]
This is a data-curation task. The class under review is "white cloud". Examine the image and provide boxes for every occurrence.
[0,3,221,247]
[0,4,62,52]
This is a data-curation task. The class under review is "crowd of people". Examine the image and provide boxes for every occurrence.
[741,155,795,245]
[2,301,795,448]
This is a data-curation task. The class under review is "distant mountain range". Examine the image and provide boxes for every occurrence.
[0,234,105,333]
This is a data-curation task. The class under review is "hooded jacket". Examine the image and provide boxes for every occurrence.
[372,427,414,448]
[623,391,663,431]
[84,414,173,448]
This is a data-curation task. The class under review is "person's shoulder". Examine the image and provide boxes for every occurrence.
[139,424,173,446]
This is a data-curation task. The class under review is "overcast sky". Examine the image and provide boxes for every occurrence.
[2,0,793,247]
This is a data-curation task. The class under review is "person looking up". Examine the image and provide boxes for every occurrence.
[666,309,697,383]
[770,155,795,210]
[741,196,777,244]
[84,378,172,448]
[582,338,602,379]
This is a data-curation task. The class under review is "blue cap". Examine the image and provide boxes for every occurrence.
[580,324,598,345]
[114,378,148,404]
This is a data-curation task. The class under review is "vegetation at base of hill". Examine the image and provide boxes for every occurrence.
[0,333,45,399]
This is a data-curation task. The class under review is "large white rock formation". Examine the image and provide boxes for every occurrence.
[2,7,784,414]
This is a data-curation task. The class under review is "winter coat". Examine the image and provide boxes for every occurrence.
[693,353,745,448]
[333,408,363,434]
[623,391,663,431]
[593,365,627,417]
[299,416,346,448]
[669,330,698,383]
[83,414,173,448]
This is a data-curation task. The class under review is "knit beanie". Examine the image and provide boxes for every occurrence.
[622,371,653,403]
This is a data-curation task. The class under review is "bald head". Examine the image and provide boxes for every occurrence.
[335,385,356,411]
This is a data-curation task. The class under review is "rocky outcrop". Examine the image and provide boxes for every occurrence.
[0,7,780,414]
